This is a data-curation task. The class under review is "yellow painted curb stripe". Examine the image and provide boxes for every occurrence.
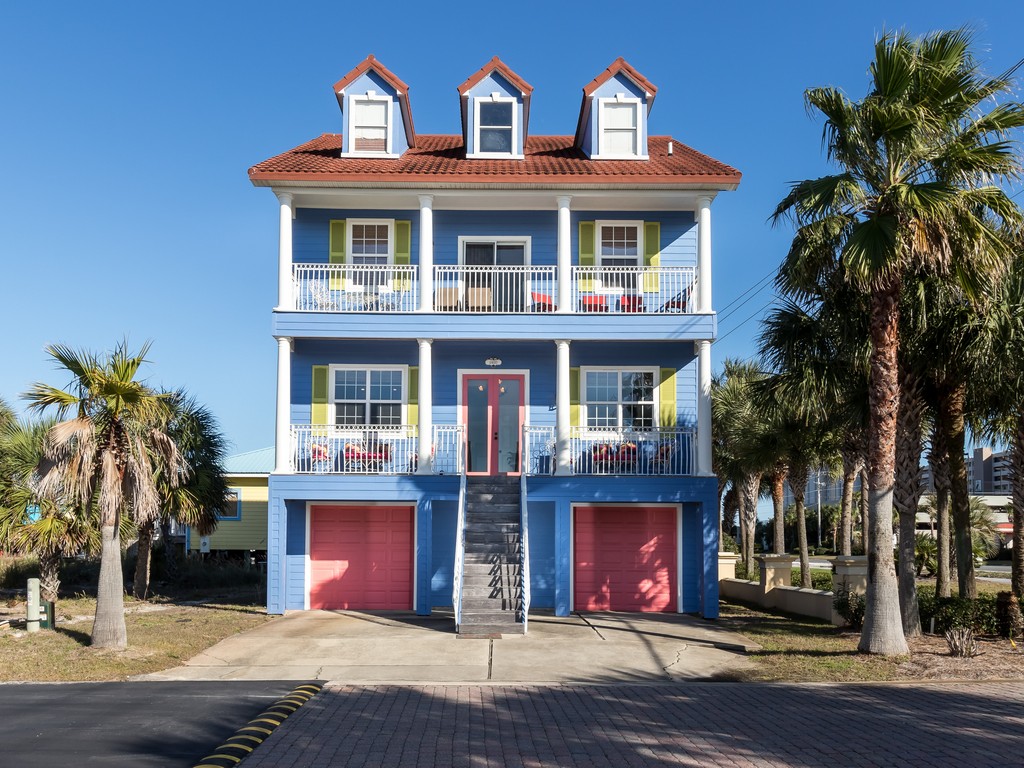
[201,755,241,764]
[238,726,273,735]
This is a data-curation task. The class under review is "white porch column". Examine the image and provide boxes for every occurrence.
[555,339,571,474]
[274,337,293,474]
[697,195,713,313]
[416,338,433,474]
[275,191,294,311]
[556,196,572,314]
[697,340,713,476]
[418,195,434,312]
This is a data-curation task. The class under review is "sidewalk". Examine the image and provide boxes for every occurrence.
[136,610,759,683]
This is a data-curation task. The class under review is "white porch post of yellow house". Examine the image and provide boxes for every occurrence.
[697,195,712,312]
[274,336,293,474]
[418,195,434,312]
[275,191,294,311]
[417,338,433,474]
[556,196,572,314]
[697,340,713,476]
[555,339,571,474]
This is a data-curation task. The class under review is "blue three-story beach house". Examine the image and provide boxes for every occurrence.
[250,55,740,632]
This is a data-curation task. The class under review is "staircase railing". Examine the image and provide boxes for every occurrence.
[520,465,530,634]
[452,471,467,630]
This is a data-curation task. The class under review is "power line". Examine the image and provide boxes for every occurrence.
[718,273,776,323]
[717,269,776,315]
[716,295,778,344]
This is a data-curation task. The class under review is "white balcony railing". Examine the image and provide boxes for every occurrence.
[290,424,464,474]
[571,266,695,314]
[433,265,557,313]
[523,425,696,476]
[293,264,418,312]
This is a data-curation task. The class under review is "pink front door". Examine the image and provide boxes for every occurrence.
[573,505,678,612]
[309,505,413,610]
[463,374,524,476]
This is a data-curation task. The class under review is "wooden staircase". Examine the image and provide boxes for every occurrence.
[458,476,524,635]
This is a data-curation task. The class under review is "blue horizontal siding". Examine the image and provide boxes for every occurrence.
[434,210,556,265]
[431,500,457,606]
[294,208,421,265]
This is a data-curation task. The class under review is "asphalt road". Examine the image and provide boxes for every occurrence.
[0,681,297,767]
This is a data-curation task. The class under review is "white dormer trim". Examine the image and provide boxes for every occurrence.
[595,95,648,160]
[467,94,524,160]
[345,92,399,158]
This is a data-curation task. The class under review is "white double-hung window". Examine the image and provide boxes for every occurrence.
[582,368,657,430]
[331,366,406,426]
[596,220,643,291]
[471,95,520,158]
[598,95,643,159]
[348,219,393,290]
[350,94,391,154]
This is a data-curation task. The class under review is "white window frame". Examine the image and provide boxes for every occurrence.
[596,94,647,160]
[579,366,660,433]
[327,364,409,428]
[468,93,523,159]
[346,218,395,294]
[346,92,396,157]
[594,220,643,294]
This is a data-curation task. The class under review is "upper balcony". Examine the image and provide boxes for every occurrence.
[291,264,695,315]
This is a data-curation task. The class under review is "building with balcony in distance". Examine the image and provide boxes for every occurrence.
[249,55,741,633]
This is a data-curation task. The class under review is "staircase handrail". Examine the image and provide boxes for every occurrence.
[520,464,530,634]
[453,471,468,630]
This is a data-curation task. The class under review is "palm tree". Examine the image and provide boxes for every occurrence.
[0,418,105,606]
[24,342,182,649]
[133,391,228,599]
[773,29,1023,655]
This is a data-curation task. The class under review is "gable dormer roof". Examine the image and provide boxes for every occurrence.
[333,54,416,149]
[457,57,534,149]
[574,57,657,151]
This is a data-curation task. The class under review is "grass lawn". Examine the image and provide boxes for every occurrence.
[0,590,274,682]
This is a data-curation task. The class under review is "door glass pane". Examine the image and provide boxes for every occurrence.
[467,379,489,472]
[496,379,520,473]
[464,243,495,266]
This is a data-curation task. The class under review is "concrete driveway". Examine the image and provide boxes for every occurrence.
[137,610,757,683]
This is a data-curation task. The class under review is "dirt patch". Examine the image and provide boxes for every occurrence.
[898,634,1024,680]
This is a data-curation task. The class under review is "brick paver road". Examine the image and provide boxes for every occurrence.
[244,681,1024,767]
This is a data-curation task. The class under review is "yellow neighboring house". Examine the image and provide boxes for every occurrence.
[187,447,272,561]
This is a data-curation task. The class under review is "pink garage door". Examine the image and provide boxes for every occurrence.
[309,505,413,610]
[574,505,677,612]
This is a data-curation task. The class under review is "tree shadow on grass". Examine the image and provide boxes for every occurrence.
[55,625,91,646]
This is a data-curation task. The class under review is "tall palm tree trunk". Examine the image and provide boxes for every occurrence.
[38,551,61,605]
[859,280,908,656]
[92,523,128,649]
[717,478,728,545]
[936,382,977,598]
[860,465,870,554]
[1011,413,1024,599]
[771,467,788,554]
[894,369,925,637]
[133,520,155,600]
[789,464,811,588]
[840,448,862,557]
[929,423,952,598]
[738,473,761,573]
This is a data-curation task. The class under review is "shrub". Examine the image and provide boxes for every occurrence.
[945,626,979,657]
[719,532,739,554]
[791,568,833,591]
[735,560,759,581]
[833,584,865,629]
[914,533,937,576]
[917,586,1000,635]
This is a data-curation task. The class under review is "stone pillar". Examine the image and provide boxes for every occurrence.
[556,195,572,314]
[718,551,739,582]
[758,554,796,593]
[418,195,434,312]
[417,338,433,474]
[696,340,712,476]
[833,555,869,595]
[696,195,712,312]
[275,191,294,311]
[274,337,292,474]
[555,339,571,474]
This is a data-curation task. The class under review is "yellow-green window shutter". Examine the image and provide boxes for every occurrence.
[569,367,580,428]
[659,367,677,427]
[643,221,661,293]
[407,366,418,428]
[394,220,412,291]
[578,222,595,292]
[329,220,346,290]
[312,365,330,425]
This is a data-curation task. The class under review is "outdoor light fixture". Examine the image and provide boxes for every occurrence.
[485,357,502,367]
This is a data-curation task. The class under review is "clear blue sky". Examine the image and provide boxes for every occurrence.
[1,1,1021,454]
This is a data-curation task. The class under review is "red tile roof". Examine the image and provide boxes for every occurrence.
[583,57,657,98]
[249,134,741,187]
[457,56,534,96]
[332,54,416,148]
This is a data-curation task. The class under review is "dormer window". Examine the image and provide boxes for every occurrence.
[350,94,391,154]
[478,98,514,153]
[459,59,532,160]
[599,95,641,158]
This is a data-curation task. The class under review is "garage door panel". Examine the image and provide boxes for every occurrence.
[574,505,677,613]
[309,505,413,610]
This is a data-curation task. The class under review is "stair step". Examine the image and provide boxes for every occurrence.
[461,596,519,611]
[463,553,521,565]
[460,583,518,597]
[461,609,519,623]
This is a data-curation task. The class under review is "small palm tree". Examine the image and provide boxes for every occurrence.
[24,342,182,649]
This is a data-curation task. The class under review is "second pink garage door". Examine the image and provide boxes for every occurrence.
[574,505,678,612]
[309,505,413,610]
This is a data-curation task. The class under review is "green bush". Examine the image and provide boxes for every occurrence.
[833,584,865,629]
[0,556,40,589]
[917,586,1000,635]
[719,532,739,554]
[791,568,833,591]
[735,560,759,581]
[171,558,263,590]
